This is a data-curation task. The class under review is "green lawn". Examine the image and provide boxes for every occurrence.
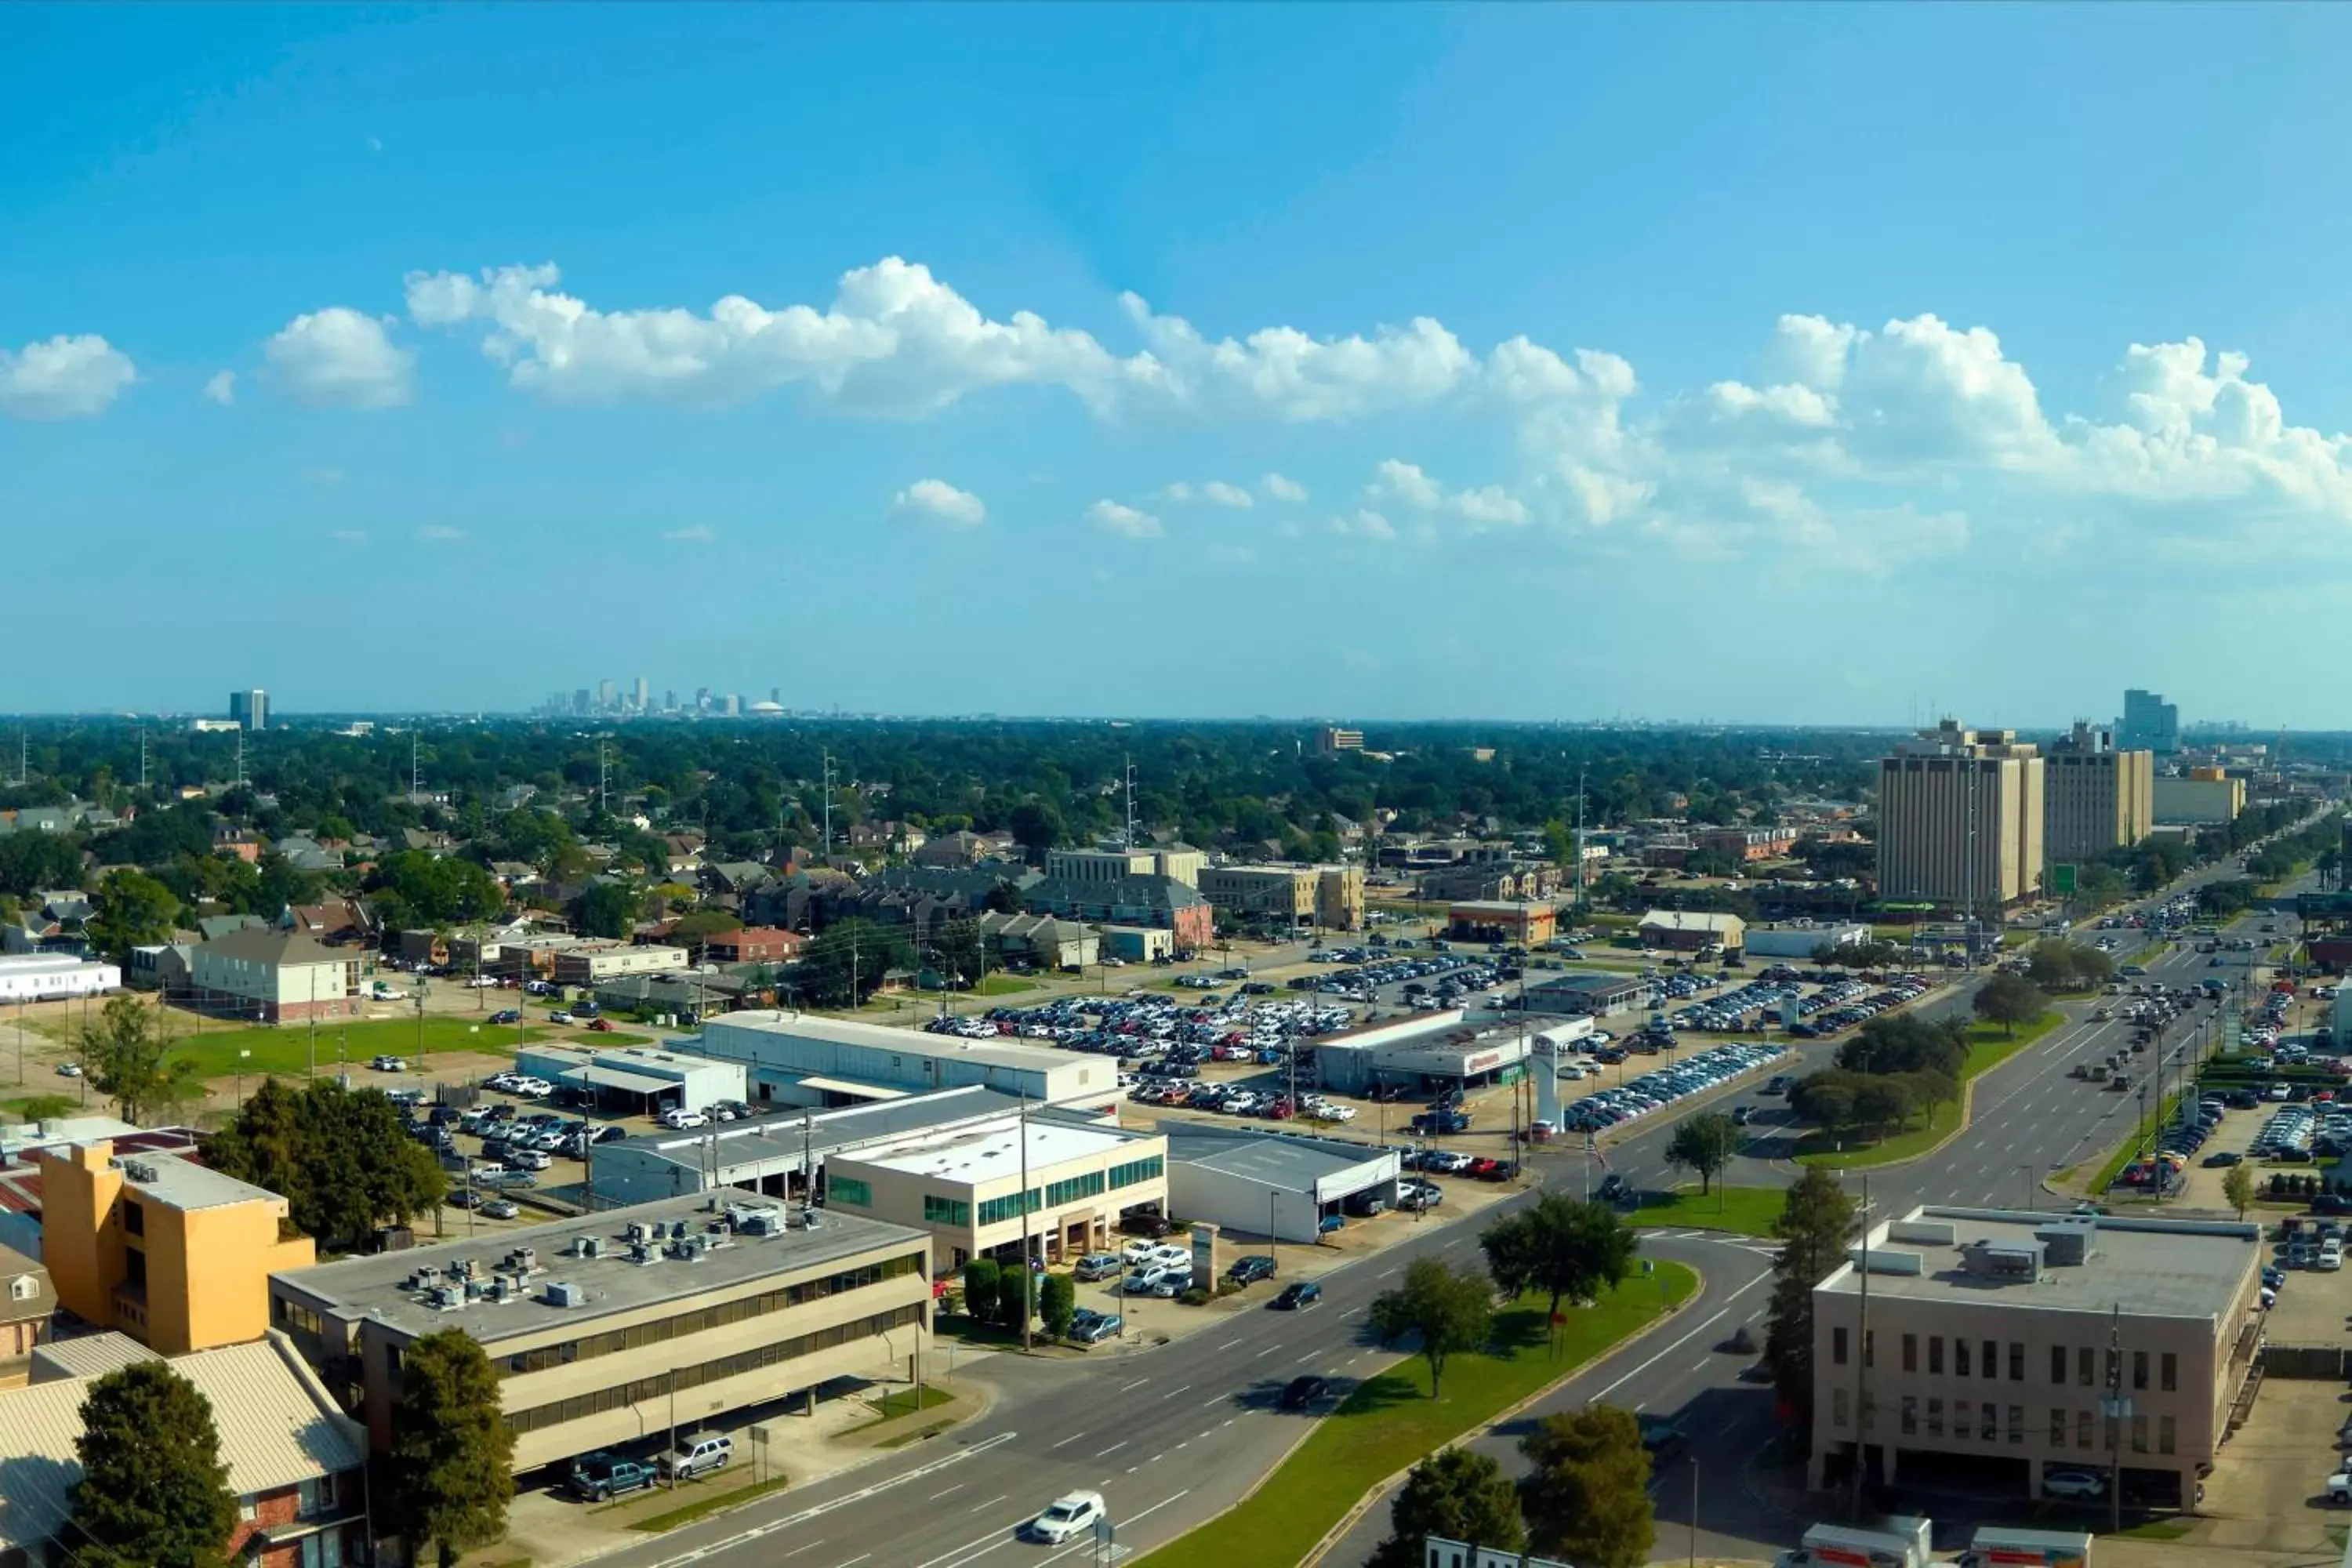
[627,1474,789,1533]
[1633,1185,1785,1237]
[975,975,1036,996]
[1792,1011,2061,1169]
[162,1016,550,1080]
[1138,1263,1698,1568]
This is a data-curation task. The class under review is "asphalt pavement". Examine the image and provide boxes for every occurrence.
[572,850,2325,1568]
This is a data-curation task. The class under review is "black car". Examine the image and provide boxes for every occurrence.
[1120,1212,1174,1239]
[1595,1174,1632,1203]
[1225,1255,1278,1287]
[1272,1281,1322,1311]
[1280,1375,1330,1410]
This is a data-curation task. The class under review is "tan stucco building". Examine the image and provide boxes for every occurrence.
[1197,863,1365,931]
[2152,773,2247,826]
[1046,846,1206,887]
[187,927,365,1022]
[270,1195,931,1471]
[1876,722,2047,909]
[1810,1206,2263,1508]
[822,1116,1168,1272]
[2044,723,2154,872]
[36,1141,314,1355]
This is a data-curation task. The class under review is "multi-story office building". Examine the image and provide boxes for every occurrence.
[37,1140,315,1355]
[1875,722,2046,909]
[598,678,617,711]
[2118,689,2180,753]
[2153,771,2246,826]
[2043,722,2154,871]
[1196,863,1365,931]
[633,675,650,712]
[822,1116,1168,1272]
[1045,847,1204,887]
[269,1196,931,1470]
[228,688,270,731]
[1809,1206,2262,1508]
[1316,726,1364,755]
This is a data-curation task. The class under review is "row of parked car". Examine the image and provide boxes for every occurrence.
[1784,975,1933,1037]
[1554,1043,1785,1137]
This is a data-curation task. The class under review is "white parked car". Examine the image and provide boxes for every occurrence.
[1024,1490,1105,1544]
[550,1010,575,1025]
[507,1076,554,1099]
[370,1054,406,1072]
[659,1108,709,1130]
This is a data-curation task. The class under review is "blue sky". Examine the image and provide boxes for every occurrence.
[9,4,2352,725]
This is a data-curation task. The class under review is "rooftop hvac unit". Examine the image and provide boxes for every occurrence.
[626,1221,655,1244]
[670,1219,690,1240]
[628,1243,658,1265]
[575,1235,604,1260]
[122,1160,158,1184]
[428,1286,463,1311]
[508,1245,538,1271]
[733,1209,782,1237]
[543,1280,586,1308]
[2034,1220,2096,1266]
[404,1269,434,1292]
[486,1279,511,1304]
[1961,1240,2046,1283]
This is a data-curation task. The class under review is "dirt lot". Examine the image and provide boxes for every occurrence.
[2198,1375,2350,1549]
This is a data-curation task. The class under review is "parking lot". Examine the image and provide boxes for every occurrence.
[2198,1376,2352,1549]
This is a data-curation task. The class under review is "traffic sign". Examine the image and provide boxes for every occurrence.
[2053,864,2078,895]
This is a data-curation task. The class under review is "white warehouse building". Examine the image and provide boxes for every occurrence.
[692,1011,1120,1112]
[1741,922,1871,959]
[0,954,120,1004]
[511,1042,746,1116]
[1160,1123,1402,1244]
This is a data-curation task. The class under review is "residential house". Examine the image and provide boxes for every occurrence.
[0,1243,53,1387]
[397,826,452,854]
[277,899,376,946]
[975,911,1098,971]
[1023,874,1213,951]
[188,927,366,1022]
[268,835,343,874]
[704,927,804,965]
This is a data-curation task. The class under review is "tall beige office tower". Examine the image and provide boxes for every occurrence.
[1876,721,2046,909]
[2042,720,2154,871]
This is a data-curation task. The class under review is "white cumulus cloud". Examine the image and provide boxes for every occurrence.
[1367,459,1528,529]
[0,334,136,419]
[891,479,986,528]
[1263,473,1308,502]
[203,370,238,407]
[1085,499,1163,539]
[267,308,414,408]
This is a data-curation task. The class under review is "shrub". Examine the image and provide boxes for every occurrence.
[1178,1287,1211,1307]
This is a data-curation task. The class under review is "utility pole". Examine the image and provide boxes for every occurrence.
[1574,767,1588,908]
[411,732,420,801]
[1018,1087,1033,1352]
[822,751,836,860]
[2106,1302,2125,1532]
[1123,755,1138,851]
[138,727,147,793]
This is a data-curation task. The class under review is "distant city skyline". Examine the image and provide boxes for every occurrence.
[13,9,2352,720]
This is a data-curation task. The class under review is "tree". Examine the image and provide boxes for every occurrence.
[205,1079,447,1252]
[1788,1070,1857,1131]
[1479,1192,1639,1327]
[572,879,644,940]
[1039,1272,1076,1340]
[2223,1161,2255,1219]
[67,1359,238,1568]
[1973,971,2048,1037]
[390,1330,515,1567]
[668,908,743,960]
[798,918,915,1007]
[77,994,204,1125]
[961,1257,1002,1323]
[1849,1076,1915,1132]
[1368,1256,1494,1401]
[1007,801,1063,863]
[1762,1167,1857,1435]
[1664,1111,1741,1197]
[85,868,181,960]
[1368,1447,1526,1568]
[1518,1405,1656,1568]
[996,1265,1036,1333]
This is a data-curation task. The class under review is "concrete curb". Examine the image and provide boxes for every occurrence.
[1288,1261,1708,1568]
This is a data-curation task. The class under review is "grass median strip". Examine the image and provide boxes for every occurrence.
[1137,1262,1698,1568]
[1792,1011,2061,1169]
[628,1475,791,1533]
[1632,1185,1785,1237]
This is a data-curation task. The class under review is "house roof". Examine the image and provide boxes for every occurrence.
[0,1333,366,1554]
[194,925,347,967]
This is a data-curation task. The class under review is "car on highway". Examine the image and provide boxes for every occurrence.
[1280,1374,1330,1410]
[1023,1490,1106,1544]
[2042,1468,2107,1500]
[1272,1281,1322,1311]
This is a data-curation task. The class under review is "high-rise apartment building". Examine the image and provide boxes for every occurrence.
[633,675,650,712]
[573,688,591,716]
[598,678,617,713]
[1876,721,2045,909]
[2118,689,2180,753]
[1316,726,1364,755]
[227,688,268,731]
[2042,721,2154,872]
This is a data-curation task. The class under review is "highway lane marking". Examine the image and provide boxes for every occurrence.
[781,1545,822,1559]
[1118,1377,1151,1392]
[1218,1337,1244,1348]
[931,1483,967,1498]
[1158,1382,1192,1399]
[1588,1271,1771,1406]
[968,1495,1007,1513]
[1200,1392,1227,1408]
[1101,1441,1129,1457]
[1254,1344,1279,1357]
[837,1557,870,1568]
[630,1430,1018,1568]
[1049,1433,1084,1449]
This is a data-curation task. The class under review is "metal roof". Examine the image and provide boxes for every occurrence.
[0,1333,365,1554]
[567,1064,676,1095]
[1159,1122,1395,1186]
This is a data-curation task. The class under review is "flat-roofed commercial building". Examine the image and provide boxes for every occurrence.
[1636,909,1746,953]
[1809,1206,2263,1507]
[1198,864,1366,931]
[0,953,118,1003]
[269,1196,931,1471]
[1445,900,1557,946]
[695,1011,1121,1111]
[1516,972,1645,1018]
[1877,723,2047,909]
[2152,774,2246,826]
[1160,1123,1400,1243]
[1046,846,1204,887]
[1310,1011,1531,1097]
[553,941,691,985]
[187,927,364,1022]
[513,1041,747,1116]
[820,1116,1167,1271]
[2044,722,2154,869]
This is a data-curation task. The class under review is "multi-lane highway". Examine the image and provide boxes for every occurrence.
[583,856,2319,1568]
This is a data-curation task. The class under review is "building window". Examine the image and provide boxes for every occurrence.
[2050,1408,2067,1447]
[1955,1339,1971,1377]
[123,1200,144,1237]
[2051,1345,2067,1385]
[1044,1172,1107,1207]
[2076,1410,2092,1450]
[1864,1330,1875,1369]
[2009,1406,2024,1444]
[2009,1342,2024,1381]
[1902,1334,1918,1373]
[1980,1402,1997,1441]
[826,1175,872,1208]
[1831,1388,1850,1428]
[2078,1347,2095,1387]
[1108,1156,1164,1189]
[2131,1414,2148,1454]
[1984,1341,1998,1379]
[1926,1398,1944,1436]
[2161,1352,2178,1393]
[2132,1350,2149,1391]
[1832,1327,1849,1367]
[2158,1414,2176,1455]
[1929,1336,1944,1375]
[1900,1396,1918,1435]
[922,1195,971,1226]
[7,1276,34,1303]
